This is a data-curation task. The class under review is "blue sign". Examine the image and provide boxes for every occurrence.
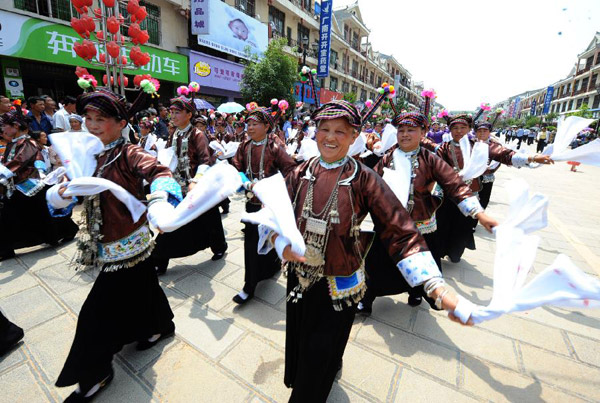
[317,0,333,78]
[530,99,537,116]
[542,86,554,115]
[294,82,321,105]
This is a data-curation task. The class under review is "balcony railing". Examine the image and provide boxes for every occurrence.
[577,66,591,75]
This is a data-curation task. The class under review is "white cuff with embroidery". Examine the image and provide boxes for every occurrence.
[274,235,291,260]
[457,196,484,218]
[396,251,441,287]
[511,153,530,168]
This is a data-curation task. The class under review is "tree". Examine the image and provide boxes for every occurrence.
[544,112,558,122]
[240,38,298,107]
[395,97,409,112]
[343,92,357,103]
[525,116,541,128]
[567,103,593,118]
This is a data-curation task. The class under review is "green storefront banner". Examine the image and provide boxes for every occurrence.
[0,9,188,83]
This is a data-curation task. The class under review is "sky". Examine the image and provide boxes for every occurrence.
[333,0,600,110]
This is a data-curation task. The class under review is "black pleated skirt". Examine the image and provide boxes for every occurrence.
[56,258,174,387]
[436,199,477,261]
[284,275,355,402]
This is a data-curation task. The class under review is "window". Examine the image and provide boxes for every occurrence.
[342,81,349,93]
[344,25,350,42]
[376,76,382,87]
[351,85,357,94]
[360,89,367,102]
[235,0,255,17]
[297,24,310,48]
[369,71,374,85]
[269,6,285,37]
[352,32,359,51]
[351,60,358,78]
[119,1,161,45]
[568,100,574,110]
[576,98,583,108]
[562,103,566,112]
[593,95,600,109]
[329,50,338,68]
[15,0,76,21]
[581,78,589,92]
[330,77,338,92]
[301,0,311,12]
[287,27,292,46]
[591,73,598,88]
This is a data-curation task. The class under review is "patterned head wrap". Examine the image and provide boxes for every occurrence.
[139,117,156,131]
[76,89,129,121]
[448,114,473,128]
[247,107,276,131]
[311,100,362,129]
[474,121,493,131]
[392,112,429,130]
[193,115,208,126]
[170,96,196,114]
[1,111,30,130]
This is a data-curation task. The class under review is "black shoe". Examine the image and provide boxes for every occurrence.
[136,322,175,351]
[408,294,422,307]
[154,259,169,276]
[0,250,16,262]
[221,207,229,215]
[449,255,461,263]
[64,369,114,402]
[211,243,228,261]
[232,293,253,305]
[0,322,24,356]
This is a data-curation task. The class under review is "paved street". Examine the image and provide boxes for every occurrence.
[1,160,600,402]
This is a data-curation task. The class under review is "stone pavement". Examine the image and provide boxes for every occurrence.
[1,161,600,402]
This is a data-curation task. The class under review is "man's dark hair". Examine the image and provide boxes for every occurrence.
[63,96,77,105]
[28,96,44,107]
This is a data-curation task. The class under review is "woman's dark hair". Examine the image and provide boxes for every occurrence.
[29,130,44,141]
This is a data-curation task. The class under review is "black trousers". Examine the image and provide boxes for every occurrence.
[242,202,280,295]
[479,181,494,210]
[285,276,354,402]
[436,199,476,261]
[362,231,441,308]
[536,139,547,153]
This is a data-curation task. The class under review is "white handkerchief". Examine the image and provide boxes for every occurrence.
[63,176,147,222]
[546,116,595,157]
[550,138,600,166]
[49,131,104,179]
[347,134,366,157]
[157,146,178,172]
[459,136,489,181]
[296,138,320,162]
[381,148,411,208]
[241,173,306,256]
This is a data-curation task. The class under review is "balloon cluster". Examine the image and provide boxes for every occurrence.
[495,108,505,115]
[176,82,200,96]
[71,0,93,17]
[299,66,317,84]
[76,67,98,90]
[128,23,150,45]
[377,82,396,99]
[480,102,492,112]
[246,102,258,111]
[133,73,152,87]
[421,89,436,99]
[365,99,373,109]
[140,78,160,96]
[437,109,449,119]
[73,40,97,60]
[129,46,150,67]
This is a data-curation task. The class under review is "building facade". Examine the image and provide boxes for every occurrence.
[0,0,191,101]
[496,32,600,121]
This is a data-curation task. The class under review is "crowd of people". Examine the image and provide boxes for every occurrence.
[1,76,596,403]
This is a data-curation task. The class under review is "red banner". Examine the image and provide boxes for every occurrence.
[320,88,343,104]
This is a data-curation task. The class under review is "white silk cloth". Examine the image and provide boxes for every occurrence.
[240,173,306,256]
[157,146,177,172]
[222,141,240,160]
[465,179,600,324]
[459,135,489,181]
[543,116,595,158]
[346,133,366,157]
[155,163,242,232]
[381,148,412,208]
[373,124,397,157]
[296,138,319,162]
[548,139,600,166]
[49,131,104,179]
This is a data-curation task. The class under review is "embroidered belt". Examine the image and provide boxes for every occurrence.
[97,225,154,268]
[15,178,45,197]
[416,214,437,234]
[326,269,367,311]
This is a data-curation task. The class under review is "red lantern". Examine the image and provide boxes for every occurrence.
[106,41,120,58]
[83,0,93,7]
[82,39,96,59]
[106,16,119,34]
[72,0,83,9]
[102,75,115,85]
[93,8,102,18]
[118,76,129,86]
[73,42,86,59]
[134,6,147,22]
[137,30,149,45]
[120,55,128,65]
[133,74,143,87]
[128,23,141,41]
[127,0,139,15]
[81,15,95,32]
[75,66,90,77]
[102,0,115,7]
[99,53,106,63]
[95,31,104,41]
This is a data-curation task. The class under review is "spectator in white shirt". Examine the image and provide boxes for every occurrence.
[53,96,77,132]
